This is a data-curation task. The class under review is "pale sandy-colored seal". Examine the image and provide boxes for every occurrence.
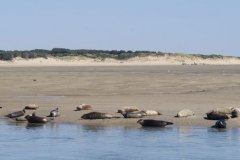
[140,110,162,116]
[175,109,195,117]
[81,112,114,119]
[117,106,140,113]
[137,119,173,127]
[25,113,48,123]
[6,109,26,118]
[210,107,234,114]
[24,104,39,110]
[75,104,92,111]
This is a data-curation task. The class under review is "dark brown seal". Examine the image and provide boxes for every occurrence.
[81,112,114,119]
[25,113,48,123]
[137,119,173,127]
[205,111,230,120]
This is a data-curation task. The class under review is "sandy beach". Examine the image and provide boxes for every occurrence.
[0,64,240,127]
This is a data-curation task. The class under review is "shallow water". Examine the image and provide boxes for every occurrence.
[0,122,240,160]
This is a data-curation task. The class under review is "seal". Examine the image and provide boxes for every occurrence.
[211,119,227,129]
[117,106,140,113]
[210,107,234,114]
[137,119,173,127]
[25,113,48,123]
[140,110,162,116]
[24,104,39,110]
[231,108,240,118]
[175,109,195,118]
[205,111,230,120]
[15,116,27,122]
[75,104,92,111]
[47,107,60,117]
[6,109,25,118]
[118,110,145,118]
[81,112,114,119]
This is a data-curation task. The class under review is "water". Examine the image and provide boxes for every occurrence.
[0,121,240,160]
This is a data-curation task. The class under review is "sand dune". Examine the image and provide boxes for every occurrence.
[0,55,240,66]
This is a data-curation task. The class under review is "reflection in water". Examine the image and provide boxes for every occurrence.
[0,121,240,160]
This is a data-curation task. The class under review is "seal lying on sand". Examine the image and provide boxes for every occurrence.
[117,106,140,113]
[205,111,230,120]
[25,113,48,123]
[231,108,240,118]
[210,107,234,114]
[15,116,27,122]
[24,104,39,110]
[211,119,227,129]
[140,110,162,116]
[75,104,92,111]
[175,109,195,118]
[137,119,173,127]
[81,112,115,119]
[118,110,146,118]
[47,107,60,117]
[6,109,25,118]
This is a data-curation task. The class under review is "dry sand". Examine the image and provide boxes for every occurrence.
[0,65,240,128]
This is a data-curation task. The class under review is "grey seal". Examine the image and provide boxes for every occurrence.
[137,119,173,127]
[81,112,114,119]
[25,113,48,123]
[118,110,145,118]
[6,109,25,118]
[47,107,60,117]
[211,119,227,129]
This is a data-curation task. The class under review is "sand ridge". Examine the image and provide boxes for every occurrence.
[0,66,240,127]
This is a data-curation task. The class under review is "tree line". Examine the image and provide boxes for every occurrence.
[0,48,226,61]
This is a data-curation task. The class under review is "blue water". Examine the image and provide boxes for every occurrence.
[0,121,240,160]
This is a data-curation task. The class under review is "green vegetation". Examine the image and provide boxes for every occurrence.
[0,48,234,61]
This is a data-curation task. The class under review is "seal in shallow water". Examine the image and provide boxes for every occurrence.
[137,119,173,127]
[211,119,227,129]
[6,109,25,118]
[25,113,48,123]
[81,112,114,119]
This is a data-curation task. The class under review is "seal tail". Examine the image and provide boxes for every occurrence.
[166,122,174,125]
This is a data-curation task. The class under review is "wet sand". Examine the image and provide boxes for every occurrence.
[0,65,240,127]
